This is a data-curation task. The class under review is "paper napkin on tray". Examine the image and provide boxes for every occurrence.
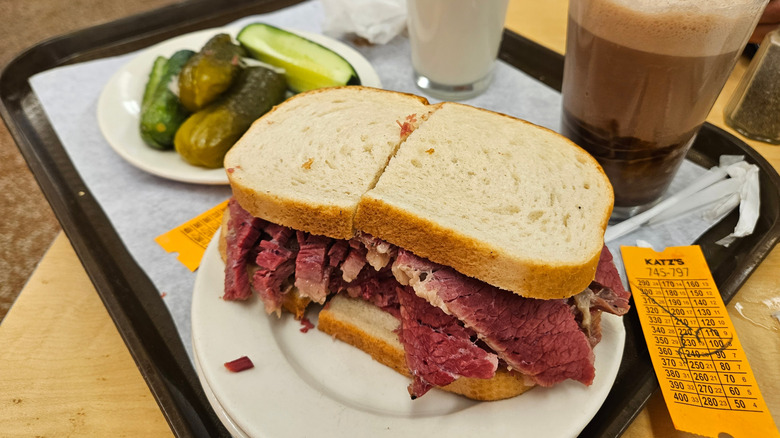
[321,0,407,44]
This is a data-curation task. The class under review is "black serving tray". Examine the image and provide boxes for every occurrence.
[2,1,779,437]
[499,32,780,438]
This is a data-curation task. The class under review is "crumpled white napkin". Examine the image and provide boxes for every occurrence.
[605,155,761,245]
[710,156,761,246]
[320,0,407,44]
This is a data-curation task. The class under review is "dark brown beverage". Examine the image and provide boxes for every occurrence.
[561,108,698,207]
[560,0,762,214]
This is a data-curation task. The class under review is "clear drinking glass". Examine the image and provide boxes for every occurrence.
[725,28,780,145]
[560,0,768,219]
[407,0,509,100]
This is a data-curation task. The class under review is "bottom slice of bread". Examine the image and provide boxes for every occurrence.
[318,294,535,401]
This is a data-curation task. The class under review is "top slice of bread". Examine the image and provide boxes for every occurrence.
[224,87,430,239]
[225,87,613,299]
[354,102,613,299]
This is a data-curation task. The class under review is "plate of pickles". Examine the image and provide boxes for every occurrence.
[97,24,382,185]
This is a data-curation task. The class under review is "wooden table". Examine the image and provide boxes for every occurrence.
[1,1,778,436]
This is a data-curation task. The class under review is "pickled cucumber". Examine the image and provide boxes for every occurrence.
[178,34,247,112]
[174,66,286,168]
[237,23,360,93]
[139,49,195,150]
[141,57,167,109]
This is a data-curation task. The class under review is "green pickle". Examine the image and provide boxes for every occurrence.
[237,23,360,93]
[139,49,195,150]
[141,56,167,109]
[178,34,247,112]
[174,66,286,168]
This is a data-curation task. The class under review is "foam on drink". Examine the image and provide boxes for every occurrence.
[573,0,764,56]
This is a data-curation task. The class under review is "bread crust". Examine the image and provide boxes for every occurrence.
[355,196,602,300]
[354,102,612,299]
[223,86,613,298]
[231,187,356,240]
[225,86,430,240]
[318,295,535,401]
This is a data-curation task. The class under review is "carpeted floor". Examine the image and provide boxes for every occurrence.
[0,0,178,321]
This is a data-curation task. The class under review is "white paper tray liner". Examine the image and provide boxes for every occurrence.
[28,0,719,361]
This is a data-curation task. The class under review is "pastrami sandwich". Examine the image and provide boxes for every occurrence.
[219,86,631,400]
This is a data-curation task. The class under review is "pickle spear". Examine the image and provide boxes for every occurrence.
[174,66,287,168]
[178,34,247,112]
[237,23,360,93]
[139,49,195,150]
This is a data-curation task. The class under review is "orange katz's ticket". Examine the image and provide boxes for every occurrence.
[621,245,778,438]
[155,200,229,272]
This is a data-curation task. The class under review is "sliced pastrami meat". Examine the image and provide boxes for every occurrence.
[354,232,398,270]
[393,249,596,387]
[396,285,497,399]
[294,232,334,304]
[327,239,350,268]
[252,223,298,316]
[223,199,264,301]
[592,246,631,315]
[339,267,401,317]
[340,240,368,283]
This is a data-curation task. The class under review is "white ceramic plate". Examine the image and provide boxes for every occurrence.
[191,229,626,438]
[97,27,382,185]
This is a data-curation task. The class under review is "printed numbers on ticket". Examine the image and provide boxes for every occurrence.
[155,199,229,272]
[621,245,778,438]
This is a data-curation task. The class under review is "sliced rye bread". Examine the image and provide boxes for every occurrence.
[225,87,613,299]
[355,102,613,299]
[224,86,430,240]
